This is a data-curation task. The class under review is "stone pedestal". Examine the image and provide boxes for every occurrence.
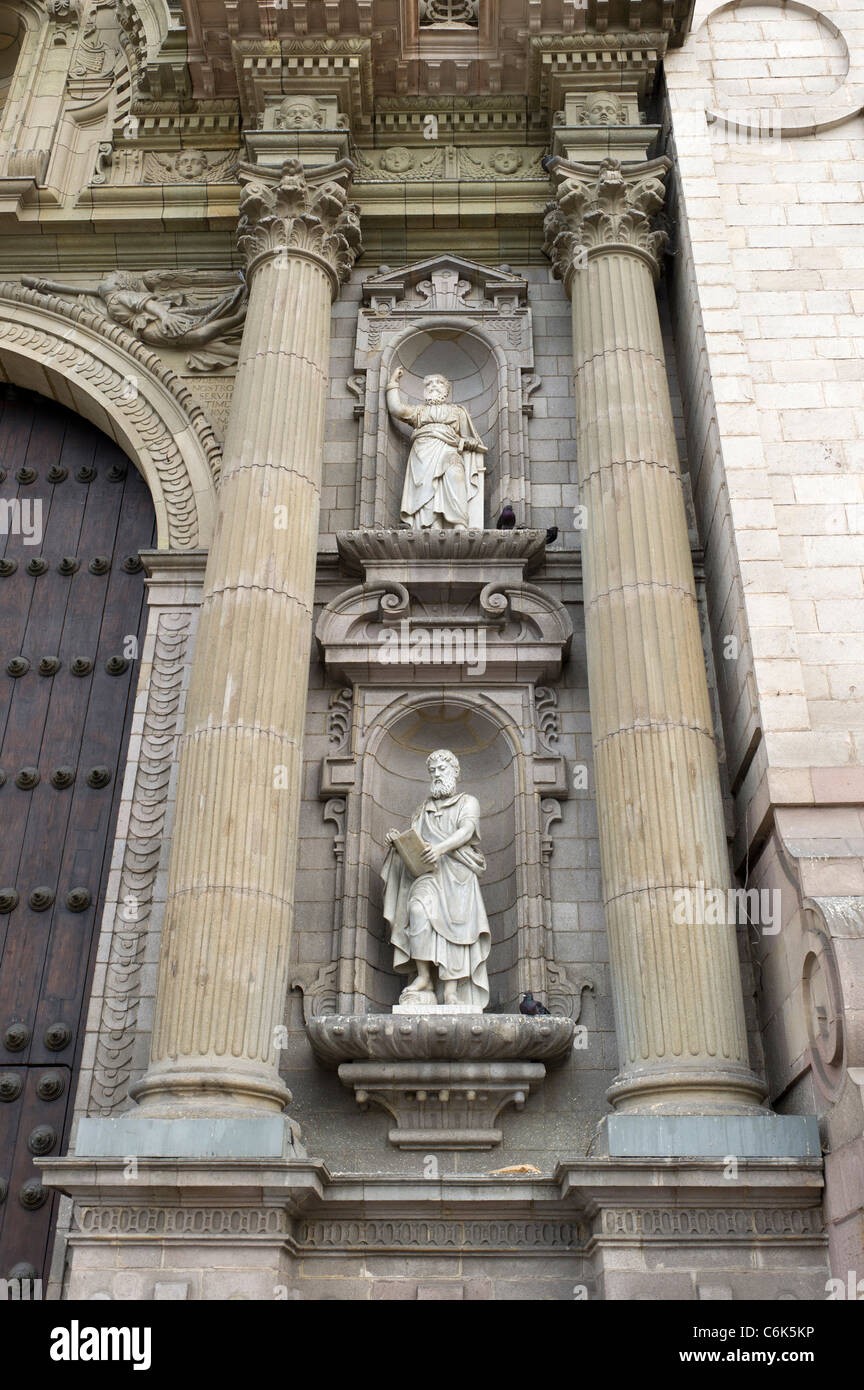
[307,1013,574,1149]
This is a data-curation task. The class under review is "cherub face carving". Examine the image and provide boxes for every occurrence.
[492,149,522,175]
[278,97,324,129]
[380,146,415,174]
[582,92,626,126]
[174,150,208,181]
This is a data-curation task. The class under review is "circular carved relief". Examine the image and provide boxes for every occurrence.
[802,923,845,1099]
[19,1178,47,1209]
[27,1125,57,1155]
[697,1,858,137]
[36,1071,65,1101]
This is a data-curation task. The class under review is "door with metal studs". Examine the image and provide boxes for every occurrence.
[0,383,155,1286]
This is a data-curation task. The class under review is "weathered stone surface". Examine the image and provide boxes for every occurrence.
[307,1012,575,1068]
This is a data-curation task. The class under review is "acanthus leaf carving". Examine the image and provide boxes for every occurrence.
[237,158,362,288]
[544,156,670,288]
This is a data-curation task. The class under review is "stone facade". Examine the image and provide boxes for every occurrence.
[0,0,859,1302]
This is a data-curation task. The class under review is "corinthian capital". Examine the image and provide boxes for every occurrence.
[236,158,362,291]
[543,156,670,289]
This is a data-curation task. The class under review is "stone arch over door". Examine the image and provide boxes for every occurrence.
[0,384,156,1283]
[0,283,220,550]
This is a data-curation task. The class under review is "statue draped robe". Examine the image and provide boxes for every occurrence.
[388,397,485,530]
[381,791,491,1009]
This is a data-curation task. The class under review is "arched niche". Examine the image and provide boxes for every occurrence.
[383,325,505,529]
[353,256,537,530]
[360,701,519,1009]
[0,8,23,119]
[319,682,579,1019]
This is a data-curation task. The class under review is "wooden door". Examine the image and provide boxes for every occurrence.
[0,383,155,1285]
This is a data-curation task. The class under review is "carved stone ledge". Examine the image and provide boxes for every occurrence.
[307,1012,574,1067]
[308,1012,574,1150]
[338,1059,546,1149]
[336,526,546,576]
[317,528,572,685]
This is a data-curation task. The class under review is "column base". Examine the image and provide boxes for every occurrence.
[596,1113,821,1158]
[606,1061,767,1114]
[130,1059,292,1117]
[75,1114,305,1159]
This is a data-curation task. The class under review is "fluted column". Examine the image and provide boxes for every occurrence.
[132,160,362,1117]
[545,158,764,1113]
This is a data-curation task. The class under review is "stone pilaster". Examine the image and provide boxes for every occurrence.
[130,159,362,1120]
[545,158,764,1115]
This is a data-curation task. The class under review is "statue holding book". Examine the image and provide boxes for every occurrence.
[382,749,491,1010]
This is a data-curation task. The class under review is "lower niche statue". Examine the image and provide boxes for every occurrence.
[386,368,487,530]
[382,749,491,1010]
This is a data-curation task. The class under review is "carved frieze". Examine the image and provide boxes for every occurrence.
[20,270,247,374]
[88,611,193,1115]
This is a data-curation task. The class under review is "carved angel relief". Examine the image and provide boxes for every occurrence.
[20,269,247,373]
[142,149,239,184]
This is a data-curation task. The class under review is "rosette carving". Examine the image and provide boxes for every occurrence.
[544,156,670,288]
[236,158,362,290]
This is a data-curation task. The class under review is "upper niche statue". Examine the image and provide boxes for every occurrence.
[386,367,487,529]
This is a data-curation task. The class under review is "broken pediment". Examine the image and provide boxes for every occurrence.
[362,256,527,314]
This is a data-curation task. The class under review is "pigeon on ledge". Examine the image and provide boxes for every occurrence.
[545,525,559,545]
[497,505,516,530]
[519,992,551,1016]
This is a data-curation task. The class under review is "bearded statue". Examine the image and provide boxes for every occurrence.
[386,368,487,530]
[382,749,491,1011]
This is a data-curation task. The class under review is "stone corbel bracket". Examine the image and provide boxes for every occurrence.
[307,1013,575,1149]
[342,1060,546,1149]
[316,528,572,686]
